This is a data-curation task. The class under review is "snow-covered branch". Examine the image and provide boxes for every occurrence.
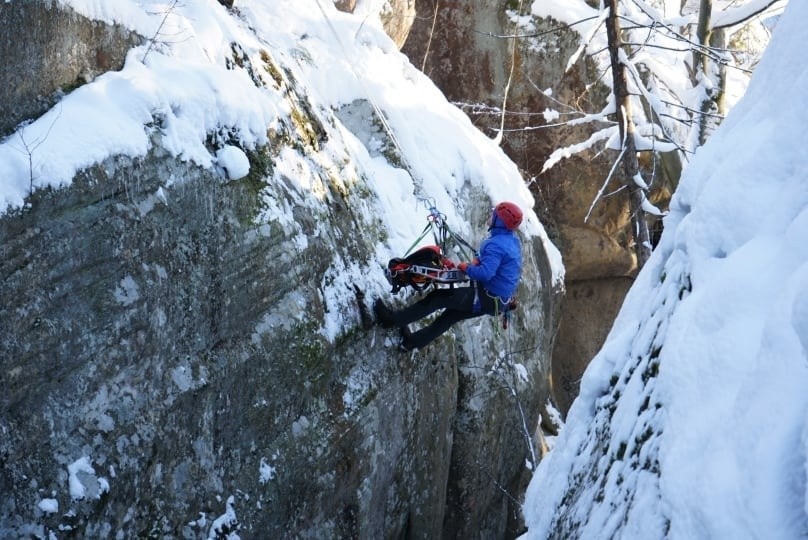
[542,127,616,173]
[712,0,786,29]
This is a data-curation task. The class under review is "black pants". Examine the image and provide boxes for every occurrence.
[391,286,501,349]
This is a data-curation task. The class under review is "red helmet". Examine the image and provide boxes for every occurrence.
[494,201,523,230]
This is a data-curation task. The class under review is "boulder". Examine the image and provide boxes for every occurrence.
[0,3,561,538]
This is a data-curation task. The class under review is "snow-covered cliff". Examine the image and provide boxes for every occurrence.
[522,2,808,538]
[0,1,562,538]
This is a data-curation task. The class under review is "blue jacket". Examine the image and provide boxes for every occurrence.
[464,218,522,300]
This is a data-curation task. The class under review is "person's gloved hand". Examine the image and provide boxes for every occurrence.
[458,262,469,272]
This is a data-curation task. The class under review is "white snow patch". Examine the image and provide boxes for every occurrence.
[113,275,140,306]
[67,456,109,501]
[543,108,560,123]
[216,145,250,181]
[171,364,194,392]
[291,416,310,437]
[208,495,239,540]
[259,458,276,484]
[37,498,59,514]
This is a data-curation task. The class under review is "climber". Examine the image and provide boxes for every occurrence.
[374,201,523,351]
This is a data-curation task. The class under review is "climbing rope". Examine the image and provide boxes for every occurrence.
[488,318,538,468]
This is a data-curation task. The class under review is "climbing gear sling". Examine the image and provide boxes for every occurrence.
[384,205,475,294]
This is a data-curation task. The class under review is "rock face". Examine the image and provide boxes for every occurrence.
[0,3,561,539]
[0,1,141,137]
[402,1,672,415]
[0,149,457,538]
[335,0,417,49]
[550,277,632,412]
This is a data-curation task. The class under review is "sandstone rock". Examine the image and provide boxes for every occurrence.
[558,224,635,281]
[335,0,416,49]
[550,277,634,416]
[0,1,141,137]
[0,4,560,538]
[0,145,557,538]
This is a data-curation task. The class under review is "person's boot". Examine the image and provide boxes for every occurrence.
[398,326,414,351]
[373,299,396,329]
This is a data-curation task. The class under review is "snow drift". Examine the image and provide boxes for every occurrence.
[522,2,808,538]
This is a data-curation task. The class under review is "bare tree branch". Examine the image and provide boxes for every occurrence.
[421,0,439,72]
[712,0,786,29]
[12,106,62,195]
[474,15,601,40]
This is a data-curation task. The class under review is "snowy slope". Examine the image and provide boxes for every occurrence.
[522,1,808,538]
[0,0,563,288]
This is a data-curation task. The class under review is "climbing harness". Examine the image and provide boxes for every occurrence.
[385,245,465,294]
[384,205,476,294]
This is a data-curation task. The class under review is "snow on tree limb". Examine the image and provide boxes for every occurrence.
[541,127,617,173]
[568,100,616,127]
[533,0,774,195]
[565,9,609,74]
[634,132,678,153]
[585,148,626,223]
[632,172,648,190]
[712,0,786,29]
[640,194,664,216]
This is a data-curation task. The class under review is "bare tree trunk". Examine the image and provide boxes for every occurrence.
[606,0,652,268]
[711,27,727,117]
[695,0,714,145]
